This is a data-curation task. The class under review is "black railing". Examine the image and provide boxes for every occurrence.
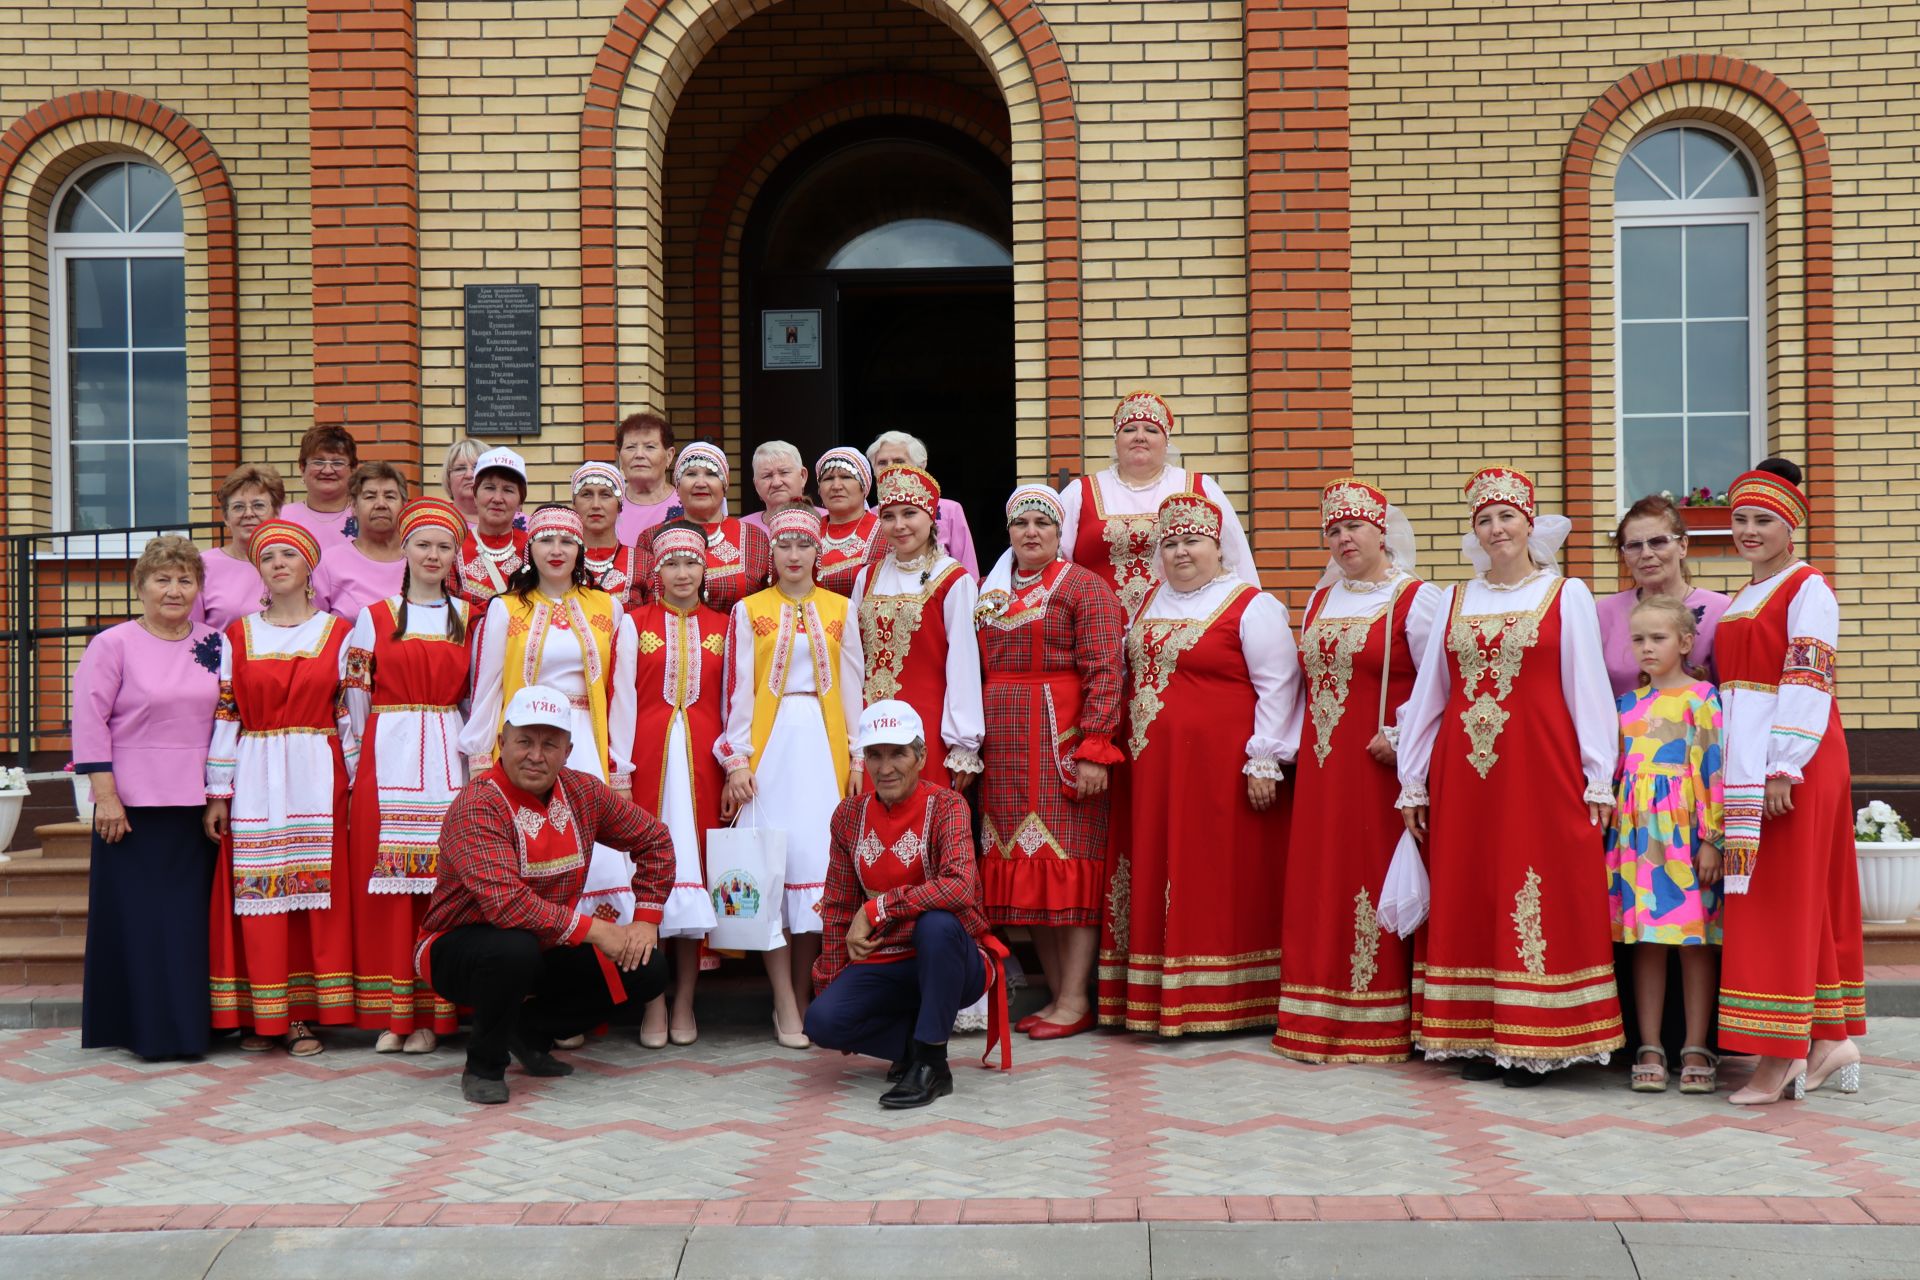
[1,521,226,768]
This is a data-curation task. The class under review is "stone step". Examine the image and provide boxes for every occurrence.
[0,936,84,984]
[33,822,92,862]
[0,857,90,896]
[0,895,87,937]
[1864,919,1920,966]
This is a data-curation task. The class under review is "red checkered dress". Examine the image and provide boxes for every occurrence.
[975,560,1126,927]
[632,517,772,614]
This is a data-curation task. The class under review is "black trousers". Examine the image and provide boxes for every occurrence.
[803,912,987,1062]
[428,925,669,1078]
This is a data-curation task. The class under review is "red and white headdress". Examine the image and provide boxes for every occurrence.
[875,464,940,518]
[250,518,321,572]
[398,496,466,544]
[1320,478,1388,532]
[526,506,585,545]
[1154,491,1224,544]
[1728,469,1809,530]
[767,506,824,544]
[652,526,707,564]
[1004,483,1065,526]
[570,461,624,499]
[1113,390,1174,435]
[1465,467,1536,521]
[673,441,729,483]
[815,446,873,494]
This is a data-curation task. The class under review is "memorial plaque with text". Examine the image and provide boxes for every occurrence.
[464,283,541,436]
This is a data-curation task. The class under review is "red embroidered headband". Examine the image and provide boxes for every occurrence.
[1005,483,1064,526]
[767,506,824,544]
[249,518,321,572]
[875,464,940,518]
[815,446,873,493]
[1321,478,1388,533]
[527,506,585,545]
[1465,467,1536,521]
[1113,390,1174,435]
[571,461,624,498]
[398,497,466,544]
[1729,470,1808,529]
[1155,492,1224,544]
[652,527,707,563]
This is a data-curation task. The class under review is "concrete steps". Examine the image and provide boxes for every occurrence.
[0,896,87,937]
[0,936,84,983]
[0,823,93,981]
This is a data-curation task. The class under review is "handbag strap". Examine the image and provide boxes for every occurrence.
[1377,577,1411,734]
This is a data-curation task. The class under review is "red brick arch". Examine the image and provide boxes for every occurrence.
[690,73,1011,440]
[580,0,1082,475]
[0,91,241,502]
[1561,56,1835,578]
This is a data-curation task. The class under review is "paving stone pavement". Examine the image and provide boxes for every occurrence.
[2,1020,1919,1230]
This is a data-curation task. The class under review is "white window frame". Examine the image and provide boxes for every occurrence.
[1612,123,1767,515]
[47,155,188,549]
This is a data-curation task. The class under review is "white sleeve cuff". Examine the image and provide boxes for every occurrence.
[1243,756,1284,782]
[1583,782,1615,806]
[1395,784,1429,809]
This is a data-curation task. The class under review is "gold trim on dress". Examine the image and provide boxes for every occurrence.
[1302,610,1376,766]
[1420,961,1616,985]
[857,562,962,702]
[1105,852,1131,955]
[1350,887,1382,993]
[1124,583,1252,759]
[1446,583,1558,778]
[1418,979,1620,1010]
[1111,963,1284,990]
[1511,866,1547,977]
[1277,996,1410,1023]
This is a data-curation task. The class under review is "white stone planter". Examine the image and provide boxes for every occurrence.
[1856,839,1920,925]
[70,772,93,822]
[0,790,24,855]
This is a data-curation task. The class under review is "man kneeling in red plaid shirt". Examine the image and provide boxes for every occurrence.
[805,700,998,1109]
[417,685,674,1104]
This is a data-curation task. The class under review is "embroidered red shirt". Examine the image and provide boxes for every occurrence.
[812,781,989,989]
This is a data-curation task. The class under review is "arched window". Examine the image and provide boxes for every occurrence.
[1614,125,1763,506]
[50,157,187,531]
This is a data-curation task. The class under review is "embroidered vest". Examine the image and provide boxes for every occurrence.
[742,587,852,793]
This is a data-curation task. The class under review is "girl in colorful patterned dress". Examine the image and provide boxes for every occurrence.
[1606,595,1725,1095]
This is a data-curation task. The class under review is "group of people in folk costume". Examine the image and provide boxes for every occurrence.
[73,391,1863,1110]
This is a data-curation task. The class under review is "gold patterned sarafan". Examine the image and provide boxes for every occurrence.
[1106,851,1132,949]
[1350,887,1382,993]
[1124,583,1251,759]
[1301,603,1383,766]
[858,562,960,702]
[1511,866,1546,976]
[1446,582,1558,778]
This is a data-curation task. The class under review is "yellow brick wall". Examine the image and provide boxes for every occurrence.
[0,0,311,524]
[1350,0,1920,728]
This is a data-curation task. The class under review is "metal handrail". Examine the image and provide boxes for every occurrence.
[1,521,226,767]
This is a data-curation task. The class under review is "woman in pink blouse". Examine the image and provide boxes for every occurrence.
[194,464,283,631]
[73,536,224,1060]
[1596,495,1731,698]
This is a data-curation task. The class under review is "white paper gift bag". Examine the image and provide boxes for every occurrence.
[1376,830,1430,939]
[704,813,788,952]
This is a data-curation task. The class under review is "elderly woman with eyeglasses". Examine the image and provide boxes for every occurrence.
[1595,496,1731,697]
[196,464,286,630]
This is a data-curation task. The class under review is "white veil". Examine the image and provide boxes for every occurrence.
[1459,513,1571,576]
[1313,504,1420,591]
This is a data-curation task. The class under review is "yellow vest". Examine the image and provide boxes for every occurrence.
[741,586,851,793]
[494,587,619,778]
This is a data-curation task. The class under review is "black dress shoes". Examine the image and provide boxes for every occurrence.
[886,1057,909,1083]
[879,1059,953,1109]
[1461,1059,1503,1082]
[1502,1067,1548,1088]
[507,1032,574,1077]
[461,1072,510,1105]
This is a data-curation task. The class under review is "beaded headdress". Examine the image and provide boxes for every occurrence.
[652,527,707,564]
[1113,390,1174,435]
[875,464,940,518]
[1154,491,1224,544]
[570,461,624,499]
[526,506,585,545]
[673,441,729,483]
[1464,467,1536,521]
[1320,478,1388,533]
[1005,484,1065,526]
[767,506,824,544]
[815,446,873,493]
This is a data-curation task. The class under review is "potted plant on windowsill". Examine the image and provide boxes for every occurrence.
[1667,486,1732,534]
[0,766,28,858]
[1857,800,1920,925]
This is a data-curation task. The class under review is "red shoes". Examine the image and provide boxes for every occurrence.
[1015,1013,1044,1033]
[1026,1011,1096,1041]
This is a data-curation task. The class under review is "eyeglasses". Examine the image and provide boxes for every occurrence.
[307,458,351,473]
[1621,535,1679,556]
[225,500,273,517]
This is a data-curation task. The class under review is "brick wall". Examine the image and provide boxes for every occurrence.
[0,0,311,521]
[1348,1,1920,729]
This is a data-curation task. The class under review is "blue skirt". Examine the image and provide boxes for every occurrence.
[81,805,215,1059]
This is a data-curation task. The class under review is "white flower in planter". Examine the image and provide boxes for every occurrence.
[0,767,26,794]
[1858,801,1915,844]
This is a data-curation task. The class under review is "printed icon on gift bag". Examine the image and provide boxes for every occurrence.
[712,871,762,918]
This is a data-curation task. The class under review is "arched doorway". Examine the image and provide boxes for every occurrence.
[741,118,1015,533]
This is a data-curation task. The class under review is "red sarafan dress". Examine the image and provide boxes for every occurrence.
[1272,574,1441,1063]
[1099,577,1300,1036]
[816,511,882,597]
[627,599,730,937]
[342,596,476,1037]
[975,559,1126,926]
[1713,562,1865,1054]
[1060,469,1262,617]
[1394,574,1625,1070]
[849,553,984,788]
[206,612,357,1035]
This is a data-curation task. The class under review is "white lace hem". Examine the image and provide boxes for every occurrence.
[1422,1046,1614,1073]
